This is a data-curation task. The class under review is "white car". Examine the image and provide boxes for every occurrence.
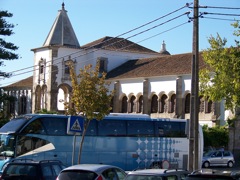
[56,164,127,180]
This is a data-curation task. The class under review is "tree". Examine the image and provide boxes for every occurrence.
[65,61,114,164]
[202,125,228,150]
[0,10,19,77]
[199,21,240,112]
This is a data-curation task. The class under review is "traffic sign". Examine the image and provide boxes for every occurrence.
[67,116,84,134]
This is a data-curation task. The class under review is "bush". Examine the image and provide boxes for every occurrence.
[202,124,228,150]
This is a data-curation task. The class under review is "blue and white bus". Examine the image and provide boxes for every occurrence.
[0,113,203,171]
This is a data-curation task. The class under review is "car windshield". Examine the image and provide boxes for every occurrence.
[0,134,15,157]
[126,175,164,180]
[203,151,214,157]
[58,170,98,180]
[4,164,37,176]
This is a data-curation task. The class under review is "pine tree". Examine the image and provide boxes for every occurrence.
[0,10,19,77]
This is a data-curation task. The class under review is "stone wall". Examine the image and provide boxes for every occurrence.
[229,119,240,166]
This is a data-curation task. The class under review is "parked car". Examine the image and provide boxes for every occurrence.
[124,169,190,180]
[0,159,66,180]
[202,150,235,168]
[186,169,240,180]
[56,164,127,180]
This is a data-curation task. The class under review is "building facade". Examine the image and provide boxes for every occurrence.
[2,3,228,127]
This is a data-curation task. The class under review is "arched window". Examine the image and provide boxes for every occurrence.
[169,94,176,113]
[121,96,128,113]
[185,93,190,113]
[160,94,167,113]
[129,96,136,113]
[151,95,158,113]
[137,95,143,113]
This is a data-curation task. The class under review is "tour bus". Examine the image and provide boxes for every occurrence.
[0,113,203,171]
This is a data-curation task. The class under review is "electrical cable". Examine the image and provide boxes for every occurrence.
[201,16,240,22]
[3,4,191,78]
[5,12,190,80]
[5,19,191,82]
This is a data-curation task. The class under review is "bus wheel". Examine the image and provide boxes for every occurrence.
[203,161,210,168]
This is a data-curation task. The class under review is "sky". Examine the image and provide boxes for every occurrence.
[0,0,239,86]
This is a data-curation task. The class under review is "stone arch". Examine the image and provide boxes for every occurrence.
[168,91,176,113]
[150,93,158,113]
[159,93,168,113]
[136,92,143,113]
[184,91,191,114]
[57,83,72,111]
[128,93,136,113]
[119,93,127,113]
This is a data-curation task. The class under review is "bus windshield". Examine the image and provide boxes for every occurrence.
[0,117,28,133]
[0,134,15,157]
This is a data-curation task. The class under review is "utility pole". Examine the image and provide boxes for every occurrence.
[189,0,199,172]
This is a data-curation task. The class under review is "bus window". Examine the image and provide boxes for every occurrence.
[98,120,126,136]
[0,135,15,157]
[127,121,154,137]
[21,119,46,134]
[40,117,68,135]
[155,121,186,137]
[16,136,49,156]
[86,120,97,136]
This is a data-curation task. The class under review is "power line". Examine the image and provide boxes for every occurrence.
[6,18,191,83]
[199,5,240,10]
[6,4,189,76]
[4,11,190,82]
[201,16,240,22]
[203,12,240,17]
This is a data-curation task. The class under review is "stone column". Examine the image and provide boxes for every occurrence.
[143,79,150,114]
[113,81,120,112]
[176,76,183,118]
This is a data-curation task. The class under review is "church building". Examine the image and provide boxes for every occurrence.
[2,3,227,127]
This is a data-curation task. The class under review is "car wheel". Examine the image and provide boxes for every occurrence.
[203,161,210,168]
[228,161,234,168]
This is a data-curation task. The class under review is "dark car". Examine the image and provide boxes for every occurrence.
[125,169,190,180]
[0,159,66,180]
[57,164,127,180]
[186,169,240,180]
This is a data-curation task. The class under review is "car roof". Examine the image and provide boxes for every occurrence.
[187,174,234,179]
[62,164,122,172]
[127,169,189,175]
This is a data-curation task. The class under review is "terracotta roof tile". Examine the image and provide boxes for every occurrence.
[2,76,33,89]
[81,36,158,54]
[106,53,207,80]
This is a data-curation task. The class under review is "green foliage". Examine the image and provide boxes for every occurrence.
[202,125,229,149]
[0,10,19,77]
[65,61,114,164]
[199,21,240,111]
[35,109,58,114]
